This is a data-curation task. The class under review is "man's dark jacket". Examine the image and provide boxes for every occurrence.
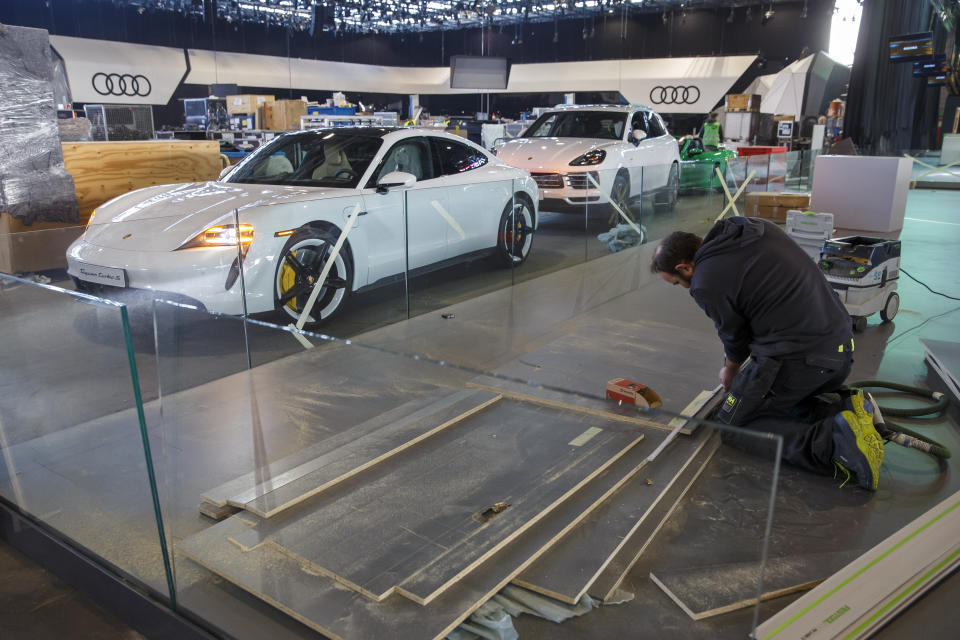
[690,217,852,364]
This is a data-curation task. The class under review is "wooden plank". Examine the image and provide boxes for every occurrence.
[200,388,480,508]
[467,377,687,434]
[591,433,719,603]
[755,491,960,640]
[479,318,720,430]
[241,391,502,518]
[176,421,666,640]
[512,426,718,604]
[235,401,641,603]
[649,551,861,620]
[198,501,241,521]
[61,140,221,221]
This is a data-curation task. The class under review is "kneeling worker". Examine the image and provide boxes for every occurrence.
[650,218,885,490]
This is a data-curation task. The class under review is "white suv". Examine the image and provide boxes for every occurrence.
[494,104,680,216]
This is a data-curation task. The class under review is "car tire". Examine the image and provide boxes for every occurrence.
[609,172,634,222]
[274,227,353,326]
[654,163,679,213]
[496,195,535,267]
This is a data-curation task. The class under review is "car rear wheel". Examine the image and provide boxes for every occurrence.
[274,227,353,326]
[496,196,535,266]
[654,163,679,213]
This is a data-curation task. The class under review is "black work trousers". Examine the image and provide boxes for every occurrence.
[714,351,852,475]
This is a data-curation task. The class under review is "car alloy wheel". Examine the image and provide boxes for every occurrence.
[274,227,353,325]
[497,196,535,266]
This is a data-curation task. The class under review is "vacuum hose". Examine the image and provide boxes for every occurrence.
[850,380,952,460]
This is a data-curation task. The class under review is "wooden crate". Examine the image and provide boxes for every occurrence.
[725,93,760,112]
[227,94,275,115]
[1,140,220,273]
[262,100,308,131]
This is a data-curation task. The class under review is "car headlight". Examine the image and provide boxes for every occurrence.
[569,149,606,166]
[178,223,255,249]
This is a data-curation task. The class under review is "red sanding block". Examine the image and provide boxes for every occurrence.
[605,378,662,408]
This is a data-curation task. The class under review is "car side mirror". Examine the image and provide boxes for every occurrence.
[376,171,417,194]
[218,165,234,180]
[631,129,647,145]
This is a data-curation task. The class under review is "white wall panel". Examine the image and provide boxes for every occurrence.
[50,35,186,105]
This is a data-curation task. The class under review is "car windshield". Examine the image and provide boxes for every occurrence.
[522,111,626,140]
[227,131,384,188]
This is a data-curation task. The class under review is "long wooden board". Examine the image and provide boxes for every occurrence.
[649,551,861,620]
[240,390,501,518]
[477,318,720,431]
[591,433,719,603]
[227,400,641,603]
[755,491,960,640]
[512,426,718,604]
[201,388,488,509]
[177,422,665,640]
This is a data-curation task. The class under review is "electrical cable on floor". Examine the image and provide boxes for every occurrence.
[900,268,960,301]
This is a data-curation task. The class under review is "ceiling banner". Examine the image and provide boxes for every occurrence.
[50,35,187,105]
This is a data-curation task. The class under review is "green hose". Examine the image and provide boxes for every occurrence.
[850,380,952,460]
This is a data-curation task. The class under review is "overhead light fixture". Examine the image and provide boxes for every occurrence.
[746,6,752,22]
[800,1,808,19]
[727,9,734,24]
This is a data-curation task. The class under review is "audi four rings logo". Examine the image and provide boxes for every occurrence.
[91,72,152,97]
[649,85,700,105]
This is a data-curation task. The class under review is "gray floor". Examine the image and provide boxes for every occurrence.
[2,189,959,638]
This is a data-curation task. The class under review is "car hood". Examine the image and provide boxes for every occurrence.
[81,181,353,252]
[496,138,618,172]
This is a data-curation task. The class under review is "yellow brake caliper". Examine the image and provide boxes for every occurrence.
[280,256,298,310]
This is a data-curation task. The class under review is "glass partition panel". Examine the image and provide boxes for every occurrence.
[0,273,173,604]
[403,177,521,321]
[150,298,783,640]
[767,152,787,192]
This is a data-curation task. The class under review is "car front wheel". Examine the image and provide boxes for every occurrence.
[496,196,535,266]
[655,163,679,213]
[274,227,353,326]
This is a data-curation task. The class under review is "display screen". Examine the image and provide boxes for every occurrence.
[889,32,934,62]
[913,56,947,77]
[450,56,510,90]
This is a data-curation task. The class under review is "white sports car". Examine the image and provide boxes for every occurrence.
[493,104,680,216]
[67,128,538,324]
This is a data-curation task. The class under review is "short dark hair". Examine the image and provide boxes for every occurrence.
[650,231,702,275]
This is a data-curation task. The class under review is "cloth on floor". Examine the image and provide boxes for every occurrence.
[597,224,646,253]
[447,584,615,640]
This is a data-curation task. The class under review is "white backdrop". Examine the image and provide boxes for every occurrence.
[50,35,187,105]
[50,35,755,114]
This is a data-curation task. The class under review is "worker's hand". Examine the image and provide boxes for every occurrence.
[719,363,739,392]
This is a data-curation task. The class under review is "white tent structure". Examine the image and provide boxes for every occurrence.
[741,52,850,119]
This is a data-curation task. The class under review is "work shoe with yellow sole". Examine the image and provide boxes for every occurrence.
[832,389,885,491]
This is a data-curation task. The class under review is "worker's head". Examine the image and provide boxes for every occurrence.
[650,231,702,289]
[708,112,718,122]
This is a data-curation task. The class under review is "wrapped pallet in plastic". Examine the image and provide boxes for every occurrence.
[0,23,79,224]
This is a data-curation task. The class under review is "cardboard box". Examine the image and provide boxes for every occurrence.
[605,378,662,408]
[0,213,84,273]
[773,114,796,122]
[227,94,275,115]
[725,93,760,112]
[262,99,308,131]
[743,192,810,222]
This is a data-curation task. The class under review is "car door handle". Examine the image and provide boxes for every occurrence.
[357,210,368,216]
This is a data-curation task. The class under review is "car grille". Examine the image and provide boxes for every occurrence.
[566,172,600,190]
[531,173,564,189]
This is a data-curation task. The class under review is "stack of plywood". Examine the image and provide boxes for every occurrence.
[1,140,220,274]
[178,320,726,639]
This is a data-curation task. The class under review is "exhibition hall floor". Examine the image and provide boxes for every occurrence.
[1,189,958,639]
